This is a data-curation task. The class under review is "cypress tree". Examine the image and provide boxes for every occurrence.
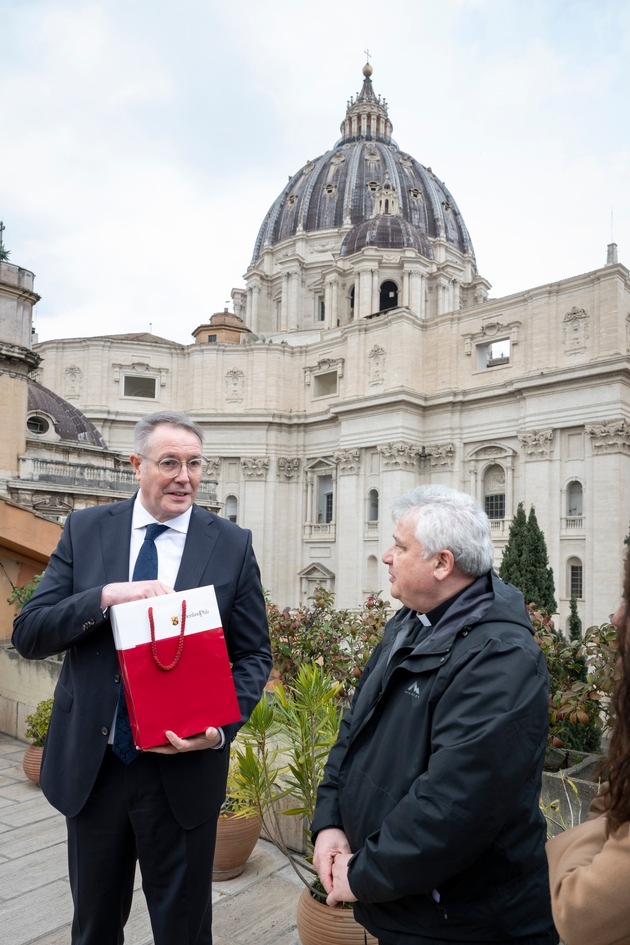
[568,596,582,642]
[525,506,557,612]
[498,502,528,587]
[499,503,557,612]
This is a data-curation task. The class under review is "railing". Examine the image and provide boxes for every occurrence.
[18,457,218,502]
[488,518,510,537]
[562,516,584,529]
[304,522,336,540]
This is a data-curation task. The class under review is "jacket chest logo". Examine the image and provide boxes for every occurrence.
[405,680,422,699]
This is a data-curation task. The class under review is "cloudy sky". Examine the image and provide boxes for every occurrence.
[1,0,628,345]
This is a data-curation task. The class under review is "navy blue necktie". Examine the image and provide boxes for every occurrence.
[112,523,169,763]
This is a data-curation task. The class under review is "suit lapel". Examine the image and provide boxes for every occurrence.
[174,505,219,591]
[100,496,135,583]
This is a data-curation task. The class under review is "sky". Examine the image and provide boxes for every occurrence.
[1,0,628,346]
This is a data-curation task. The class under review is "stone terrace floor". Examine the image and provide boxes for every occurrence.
[0,732,303,945]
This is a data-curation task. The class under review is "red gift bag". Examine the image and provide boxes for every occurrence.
[110,585,241,749]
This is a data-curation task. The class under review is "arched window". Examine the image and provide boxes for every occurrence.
[566,480,583,517]
[567,556,583,599]
[368,489,379,522]
[483,464,506,519]
[379,280,398,312]
[225,495,238,523]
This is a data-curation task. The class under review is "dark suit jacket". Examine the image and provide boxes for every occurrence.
[12,496,271,828]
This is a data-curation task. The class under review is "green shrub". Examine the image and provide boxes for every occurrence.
[529,605,617,753]
[24,698,53,747]
[266,587,389,698]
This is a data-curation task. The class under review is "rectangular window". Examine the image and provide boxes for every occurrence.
[123,376,157,399]
[484,494,505,519]
[476,339,510,370]
[313,371,338,398]
[570,565,583,599]
[208,334,217,343]
[317,474,334,523]
[317,298,325,322]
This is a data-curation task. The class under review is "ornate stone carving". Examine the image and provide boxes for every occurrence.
[333,449,360,474]
[205,457,221,476]
[377,442,420,470]
[64,365,82,399]
[32,494,74,514]
[563,307,589,355]
[518,429,554,459]
[478,446,507,458]
[484,465,506,491]
[225,368,245,403]
[241,457,269,480]
[368,346,385,386]
[277,456,301,480]
[425,443,455,468]
[586,419,630,454]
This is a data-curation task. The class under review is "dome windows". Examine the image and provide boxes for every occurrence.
[27,414,50,435]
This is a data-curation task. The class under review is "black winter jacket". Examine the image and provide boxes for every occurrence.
[311,573,557,945]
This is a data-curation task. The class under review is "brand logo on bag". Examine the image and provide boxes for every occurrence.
[187,608,209,619]
[171,616,179,626]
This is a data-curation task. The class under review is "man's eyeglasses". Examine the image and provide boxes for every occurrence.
[139,454,208,478]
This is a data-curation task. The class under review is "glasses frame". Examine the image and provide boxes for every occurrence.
[138,453,208,478]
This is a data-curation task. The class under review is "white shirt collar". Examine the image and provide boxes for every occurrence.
[132,496,193,535]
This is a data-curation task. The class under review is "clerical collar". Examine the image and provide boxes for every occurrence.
[417,585,471,628]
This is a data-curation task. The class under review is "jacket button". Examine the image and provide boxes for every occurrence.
[114,674,120,684]
[440,657,445,663]
[82,620,95,630]
[101,727,109,736]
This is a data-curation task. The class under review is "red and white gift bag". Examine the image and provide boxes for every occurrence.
[111,585,241,749]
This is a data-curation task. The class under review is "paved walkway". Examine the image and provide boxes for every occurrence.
[0,733,303,945]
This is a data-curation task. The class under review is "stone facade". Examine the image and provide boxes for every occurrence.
[3,66,630,633]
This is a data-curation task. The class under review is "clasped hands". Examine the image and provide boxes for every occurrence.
[313,827,357,907]
[101,580,223,755]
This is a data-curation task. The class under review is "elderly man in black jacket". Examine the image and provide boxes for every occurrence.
[312,485,557,945]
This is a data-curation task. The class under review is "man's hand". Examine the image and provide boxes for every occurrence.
[144,726,222,754]
[101,581,174,609]
[327,853,356,907]
[313,827,352,896]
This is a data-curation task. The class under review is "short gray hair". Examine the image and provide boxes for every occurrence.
[133,412,204,453]
[391,485,494,577]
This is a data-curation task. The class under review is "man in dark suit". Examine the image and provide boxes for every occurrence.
[12,411,272,945]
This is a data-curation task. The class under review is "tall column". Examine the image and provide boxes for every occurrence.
[371,268,379,314]
[0,261,41,483]
[280,272,290,331]
[289,270,300,330]
[357,267,373,319]
[330,279,338,328]
[249,284,260,334]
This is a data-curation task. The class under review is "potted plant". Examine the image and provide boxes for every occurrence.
[233,661,377,945]
[530,606,618,833]
[212,751,261,882]
[22,698,53,785]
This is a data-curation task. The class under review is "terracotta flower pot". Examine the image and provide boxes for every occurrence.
[296,886,377,945]
[212,813,261,881]
[23,745,44,785]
